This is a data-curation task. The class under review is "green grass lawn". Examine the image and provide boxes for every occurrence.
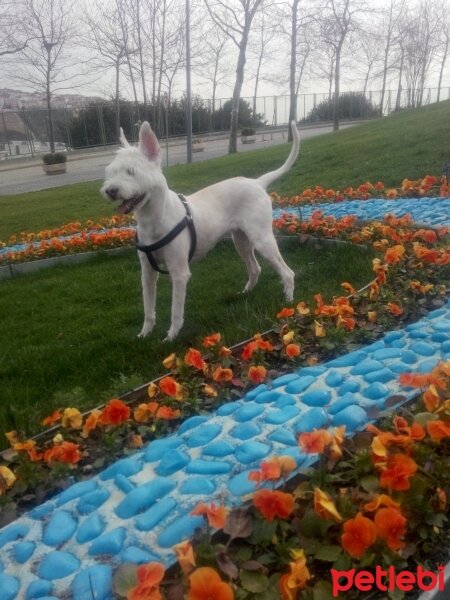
[0,100,449,241]
[0,239,373,443]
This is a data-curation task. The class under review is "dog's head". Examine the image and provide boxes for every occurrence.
[101,122,166,214]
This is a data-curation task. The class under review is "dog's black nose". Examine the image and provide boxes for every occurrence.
[105,186,119,199]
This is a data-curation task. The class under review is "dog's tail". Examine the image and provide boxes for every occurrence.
[257,121,300,189]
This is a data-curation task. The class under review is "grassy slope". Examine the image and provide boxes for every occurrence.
[0,100,449,241]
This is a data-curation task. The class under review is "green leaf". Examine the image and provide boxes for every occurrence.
[314,545,342,562]
[425,513,447,527]
[312,581,336,600]
[360,475,380,493]
[237,546,253,562]
[413,412,438,426]
[112,564,138,598]
[299,510,333,538]
[240,570,269,594]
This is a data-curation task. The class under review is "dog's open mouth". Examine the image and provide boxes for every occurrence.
[117,193,146,214]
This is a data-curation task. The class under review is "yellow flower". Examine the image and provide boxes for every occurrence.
[282,330,295,345]
[148,382,158,398]
[296,301,310,315]
[162,352,178,369]
[314,321,326,338]
[61,407,83,430]
[173,540,196,575]
[314,488,342,522]
[5,431,19,447]
[0,466,16,494]
[52,433,64,444]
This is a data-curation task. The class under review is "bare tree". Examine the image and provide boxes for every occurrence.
[0,0,30,57]
[204,0,264,153]
[378,0,404,115]
[354,29,383,96]
[436,2,450,102]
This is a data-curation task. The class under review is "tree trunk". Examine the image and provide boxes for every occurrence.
[45,52,55,153]
[333,45,342,131]
[437,37,449,103]
[115,56,121,142]
[136,0,148,111]
[288,0,300,141]
[253,51,263,127]
[229,34,248,153]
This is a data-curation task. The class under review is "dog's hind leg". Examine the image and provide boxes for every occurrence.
[138,252,159,337]
[251,233,295,302]
[232,230,262,293]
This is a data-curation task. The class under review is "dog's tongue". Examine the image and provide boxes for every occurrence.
[117,200,131,214]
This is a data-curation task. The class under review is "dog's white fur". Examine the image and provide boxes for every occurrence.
[101,122,299,340]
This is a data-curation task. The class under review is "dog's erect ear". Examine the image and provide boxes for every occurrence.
[139,121,161,163]
[119,127,130,148]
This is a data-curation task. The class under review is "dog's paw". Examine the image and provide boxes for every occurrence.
[138,321,155,338]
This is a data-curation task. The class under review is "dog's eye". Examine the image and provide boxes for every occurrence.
[127,168,135,176]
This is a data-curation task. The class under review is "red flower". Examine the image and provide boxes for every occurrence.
[185,348,206,371]
[277,307,295,319]
[248,365,267,383]
[253,489,294,521]
[341,513,377,558]
[44,441,81,465]
[187,567,234,600]
[191,502,228,529]
[374,507,407,551]
[379,453,418,491]
[99,399,131,426]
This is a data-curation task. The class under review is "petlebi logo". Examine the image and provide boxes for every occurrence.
[331,564,445,597]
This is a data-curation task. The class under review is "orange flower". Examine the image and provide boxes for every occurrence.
[423,385,441,412]
[279,550,310,599]
[374,507,407,551]
[212,367,233,382]
[367,311,377,323]
[0,465,16,494]
[298,429,332,454]
[248,365,267,383]
[399,372,431,388]
[202,333,221,347]
[42,410,62,427]
[127,562,165,600]
[81,409,102,438]
[427,419,450,441]
[277,307,295,319]
[134,403,153,423]
[159,376,184,400]
[296,301,310,315]
[384,244,405,265]
[44,441,81,465]
[61,407,83,430]
[156,406,181,420]
[341,281,356,295]
[387,302,403,316]
[379,453,418,491]
[191,502,229,529]
[314,488,342,522]
[187,567,234,600]
[173,540,196,575]
[202,384,218,397]
[253,489,294,521]
[130,434,144,449]
[341,513,377,558]
[363,494,401,512]
[185,348,206,371]
[286,343,301,358]
[99,399,131,426]
[249,456,296,483]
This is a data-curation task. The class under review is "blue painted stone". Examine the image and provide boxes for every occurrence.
[372,348,403,360]
[410,341,436,356]
[433,320,450,332]
[294,408,329,433]
[228,470,259,496]
[328,393,357,415]
[351,359,384,376]
[136,497,178,531]
[325,371,344,387]
[186,459,232,475]
[29,596,58,600]
[278,448,308,465]
[245,383,269,400]
[417,359,439,373]
[338,380,360,394]
[77,489,110,514]
[26,580,53,600]
[432,333,449,342]
[235,441,271,464]
[115,474,135,494]
[115,478,175,518]
[0,524,28,549]
[120,546,160,564]
[271,373,299,388]
[43,511,77,546]
[179,416,209,434]
[29,504,53,520]
[56,479,98,505]
[364,368,395,384]
[327,350,367,367]
[296,365,327,376]
[72,566,112,600]
[179,477,216,495]
[265,405,300,424]
[285,376,315,394]
[391,339,406,348]
[400,350,418,364]
[274,394,297,408]
[428,309,447,319]
[302,390,331,407]
[0,574,19,600]
[202,440,235,457]
[155,450,189,476]
[143,437,183,462]
[230,422,261,440]
[442,340,450,352]
[158,515,204,548]
[233,402,265,422]
[89,527,126,556]
[185,423,222,447]
[216,401,240,416]
[76,513,105,543]
[384,331,405,342]
[363,382,390,400]
[100,458,142,480]
[332,406,368,431]
[406,322,425,331]
[268,429,298,446]
[253,390,283,404]
[390,362,415,374]
[13,541,35,563]
[409,330,428,339]
[38,551,80,580]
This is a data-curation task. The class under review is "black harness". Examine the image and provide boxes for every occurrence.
[135,193,197,275]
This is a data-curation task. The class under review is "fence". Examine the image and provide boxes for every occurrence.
[0,86,449,159]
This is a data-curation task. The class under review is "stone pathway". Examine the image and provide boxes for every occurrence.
[0,197,449,599]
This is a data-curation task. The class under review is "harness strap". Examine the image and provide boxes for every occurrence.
[136,193,197,275]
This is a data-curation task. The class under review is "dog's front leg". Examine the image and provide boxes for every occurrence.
[138,252,159,338]
[166,267,191,340]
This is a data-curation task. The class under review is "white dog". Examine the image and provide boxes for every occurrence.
[101,122,299,340]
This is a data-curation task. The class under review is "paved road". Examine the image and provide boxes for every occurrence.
[0,124,356,196]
